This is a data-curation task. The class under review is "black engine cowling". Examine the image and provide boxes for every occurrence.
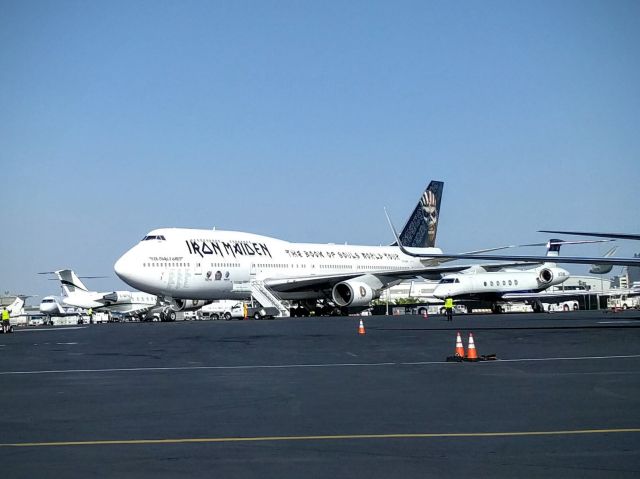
[538,268,554,284]
[103,291,131,303]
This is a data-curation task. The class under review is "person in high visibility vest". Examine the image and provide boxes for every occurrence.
[88,308,94,325]
[2,306,10,333]
[444,297,454,322]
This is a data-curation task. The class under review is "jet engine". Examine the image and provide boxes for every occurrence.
[169,299,211,311]
[537,268,554,285]
[332,280,377,307]
[103,291,131,303]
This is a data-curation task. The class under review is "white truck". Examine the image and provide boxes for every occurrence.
[228,302,279,320]
[608,295,640,310]
[197,300,239,320]
[542,300,579,312]
[198,300,279,320]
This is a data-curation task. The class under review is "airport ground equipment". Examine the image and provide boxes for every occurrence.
[608,294,640,310]
[226,302,279,320]
[197,300,238,320]
[231,280,290,317]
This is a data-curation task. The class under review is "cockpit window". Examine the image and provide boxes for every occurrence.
[439,278,460,284]
[142,235,166,241]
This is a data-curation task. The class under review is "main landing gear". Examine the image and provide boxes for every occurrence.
[160,308,177,321]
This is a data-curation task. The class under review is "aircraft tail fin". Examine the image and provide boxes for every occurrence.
[397,180,444,248]
[7,296,26,316]
[56,269,89,295]
[589,246,618,275]
[546,239,564,257]
[545,238,614,258]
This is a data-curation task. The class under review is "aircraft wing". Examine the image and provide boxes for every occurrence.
[266,264,481,295]
[398,249,640,267]
[539,230,640,241]
[384,209,640,267]
[266,256,572,295]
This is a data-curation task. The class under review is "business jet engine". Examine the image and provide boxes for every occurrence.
[103,291,132,303]
[169,299,211,312]
[332,280,379,307]
[537,268,554,285]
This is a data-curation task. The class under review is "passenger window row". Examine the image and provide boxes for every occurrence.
[484,279,518,287]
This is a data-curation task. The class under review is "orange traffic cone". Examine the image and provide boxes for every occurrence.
[455,332,465,357]
[358,319,366,335]
[466,333,478,361]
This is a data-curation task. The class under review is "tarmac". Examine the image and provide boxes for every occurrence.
[1,310,639,478]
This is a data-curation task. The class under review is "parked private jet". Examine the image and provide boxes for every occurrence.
[39,295,84,323]
[1,295,28,318]
[44,269,207,321]
[432,240,573,313]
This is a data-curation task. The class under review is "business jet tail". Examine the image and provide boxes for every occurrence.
[55,269,89,296]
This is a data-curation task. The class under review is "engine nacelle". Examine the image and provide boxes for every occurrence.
[538,268,554,285]
[169,299,211,311]
[332,280,377,307]
[103,291,131,303]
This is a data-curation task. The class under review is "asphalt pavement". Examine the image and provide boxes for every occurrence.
[1,311,639,478]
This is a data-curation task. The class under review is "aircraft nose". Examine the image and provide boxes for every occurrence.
[114,250,135,285]
[433,286,448,300]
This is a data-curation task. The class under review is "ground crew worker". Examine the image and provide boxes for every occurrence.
[444,297,454,322]
[2,306,10,333]
[88,307,94,325]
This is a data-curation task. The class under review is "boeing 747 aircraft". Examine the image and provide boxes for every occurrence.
[114,181,640,316]
[115,181,468,315]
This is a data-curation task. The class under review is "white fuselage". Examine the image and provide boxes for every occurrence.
[432,266,569,300]
[39,296,79,316]
[62,291,158,314]
[115,228,440,300]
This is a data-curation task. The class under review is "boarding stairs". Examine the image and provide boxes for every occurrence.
[249,279,290,317]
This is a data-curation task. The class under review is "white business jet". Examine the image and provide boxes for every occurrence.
[39,295,84,323]
[430,239,596,313]
[39,269,165,320]
[2,295,28,318]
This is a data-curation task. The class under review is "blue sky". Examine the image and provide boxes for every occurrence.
[1,0,638,299]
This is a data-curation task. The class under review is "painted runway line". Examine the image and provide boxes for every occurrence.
[15,327,87,332]
[2,428,640,448]
[1,354,640,376]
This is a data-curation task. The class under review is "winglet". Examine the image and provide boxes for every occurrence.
[385,208,413,256]
[384,208,400,243]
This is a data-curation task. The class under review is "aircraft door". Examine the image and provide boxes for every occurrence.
[250,263,257,280]
[194,261,203,276]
